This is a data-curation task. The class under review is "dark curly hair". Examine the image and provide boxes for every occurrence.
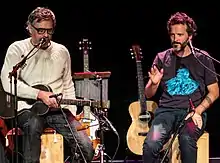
[26,7,56,28]
[167,12,197,37]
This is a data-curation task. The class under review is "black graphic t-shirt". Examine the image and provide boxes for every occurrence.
[152,48,218,109]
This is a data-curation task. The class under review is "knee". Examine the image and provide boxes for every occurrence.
[25,115,44,134]
[143,139,162,156]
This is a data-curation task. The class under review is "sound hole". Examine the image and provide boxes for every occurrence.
[138,111,153,123]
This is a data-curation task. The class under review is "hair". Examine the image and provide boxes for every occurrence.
[167,12,197,36]
[26,7,56,28]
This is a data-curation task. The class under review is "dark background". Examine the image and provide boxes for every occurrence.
[1,1,220,160]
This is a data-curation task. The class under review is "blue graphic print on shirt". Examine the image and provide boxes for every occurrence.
[165,68,199,95]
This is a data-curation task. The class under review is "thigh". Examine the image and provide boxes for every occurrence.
[146,109,176,145]
[45,111,91,147]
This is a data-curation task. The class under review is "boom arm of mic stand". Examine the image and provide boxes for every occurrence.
[194,48,220,64]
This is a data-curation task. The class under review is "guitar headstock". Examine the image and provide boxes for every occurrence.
[130,44,143,61]
[79,38,92,52]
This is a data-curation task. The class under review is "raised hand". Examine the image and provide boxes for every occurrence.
[148,65,164,85]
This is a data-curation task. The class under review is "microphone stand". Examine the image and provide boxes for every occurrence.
[95,74,106,163]
[8,39,45,163]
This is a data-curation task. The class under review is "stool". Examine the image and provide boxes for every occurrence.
[40,128,64,163]
[5,127,23,153]
[171,131,209,163]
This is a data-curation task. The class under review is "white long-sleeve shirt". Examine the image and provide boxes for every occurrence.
[1,37,77,116]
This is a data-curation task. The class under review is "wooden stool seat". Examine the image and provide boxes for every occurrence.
[171,131,209,163]
[40,127,64,163]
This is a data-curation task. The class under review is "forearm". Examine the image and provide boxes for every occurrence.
[145,80,160,98]
[196,84,219,114]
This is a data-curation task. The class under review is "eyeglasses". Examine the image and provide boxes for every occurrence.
[31,24,54,35]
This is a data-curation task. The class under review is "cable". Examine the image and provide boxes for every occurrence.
[57,95,88,163]
[109,131,120,163]
[192,47,220,78]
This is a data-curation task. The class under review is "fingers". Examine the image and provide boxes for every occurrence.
[196,118,203,129]
[49,98,59,108]
[191,113,203,129]
[184,112,194,120]
[152,65,159,73]
[184,114,190,120]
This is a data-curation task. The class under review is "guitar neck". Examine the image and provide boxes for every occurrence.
[136,61,147,111]
[60,98,109,109]
[83,51,89,72]
[61,99,93,107]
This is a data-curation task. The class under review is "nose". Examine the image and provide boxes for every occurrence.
[43,31,49,38]
[173,35,181,43]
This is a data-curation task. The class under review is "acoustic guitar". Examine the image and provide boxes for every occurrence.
[0,84,109,119]
[126,44,158,155]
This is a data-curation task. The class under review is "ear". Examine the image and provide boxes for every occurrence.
[189,35,193,41]
[26,24,33,35]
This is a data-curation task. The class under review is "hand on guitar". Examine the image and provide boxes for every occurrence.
[37,90,59,108]
[148,65,164,86]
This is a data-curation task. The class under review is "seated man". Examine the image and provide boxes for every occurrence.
[1,7,94,163]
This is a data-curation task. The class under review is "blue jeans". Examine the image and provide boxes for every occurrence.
[142,107,207,163]
[17,103,94,163]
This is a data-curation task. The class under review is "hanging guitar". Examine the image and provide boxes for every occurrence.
[126,44,158,155]
[76,38,101,160]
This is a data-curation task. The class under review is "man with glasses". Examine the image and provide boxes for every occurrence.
[1,7,94,163]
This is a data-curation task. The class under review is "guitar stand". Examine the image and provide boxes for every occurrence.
[92,73,113,163]
[96,110,110,163]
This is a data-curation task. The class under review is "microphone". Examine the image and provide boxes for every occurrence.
[38,37,46,47]
[49,93,63,98]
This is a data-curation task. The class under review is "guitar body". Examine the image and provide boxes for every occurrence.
[0,83,50,119]
[126,101,157,155]
[76,111,100,160]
